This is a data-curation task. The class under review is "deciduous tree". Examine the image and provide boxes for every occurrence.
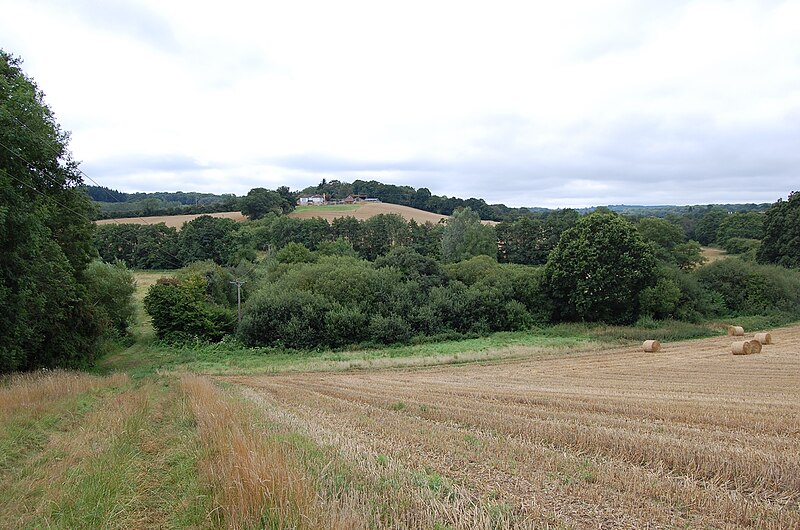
[544,212,657,324]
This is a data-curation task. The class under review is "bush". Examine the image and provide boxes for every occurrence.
[238,288,328,348]
[695,258,800,315]
[144,278,235,342]
[83,260,136,335]
[722,237,760,256]
[368,315,413,344]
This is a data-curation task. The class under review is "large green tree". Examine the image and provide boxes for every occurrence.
[1,51,100,371]
[758,192,800,268]
[544,212,657,324]
[440,207,497,263]
[240,187,292,220]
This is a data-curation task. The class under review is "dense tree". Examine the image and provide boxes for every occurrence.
[83,260,136,335]
[94,223,182,269]
[636,217,705,270]
[240,187,290,220]
[496,216,551,265]
[716,212,763,247]
[144,277,236,343]
[758,192,800,268]
[177,215,239,265]
[356,213,410,260]
[1,50,101,371]
[694,206,728,245]
[440,207,497,263]
[544,212,657,324]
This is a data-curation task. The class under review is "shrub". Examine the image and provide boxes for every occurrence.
[639,277,682,320]
[695,258,800,315]
[144,278,235,342]
[323,305,369,347]
[275,242,316,264]
[82,260,136,335]
[723,237,760,256]
[238,288,328,348]
[368,315,413,344]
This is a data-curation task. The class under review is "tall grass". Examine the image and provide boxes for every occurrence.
[0,370,127,420]
[180,375,361,529]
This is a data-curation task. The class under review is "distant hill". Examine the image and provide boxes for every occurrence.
[290,202,448,224]
[94,203,456,230]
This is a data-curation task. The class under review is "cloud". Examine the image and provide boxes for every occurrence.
[3,0,799,207]
[36,0,180,52]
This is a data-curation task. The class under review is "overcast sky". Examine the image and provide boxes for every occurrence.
[3,0,799,208]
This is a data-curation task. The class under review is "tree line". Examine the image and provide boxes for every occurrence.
[142,205,800,350]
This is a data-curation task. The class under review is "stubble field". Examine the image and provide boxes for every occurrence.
[223,327,800,528]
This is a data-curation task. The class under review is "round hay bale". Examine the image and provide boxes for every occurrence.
[748,339,762,354]
[642,340,661,352]
[732,341,752,355]
[728,326,745,336]
[754,332,772,345]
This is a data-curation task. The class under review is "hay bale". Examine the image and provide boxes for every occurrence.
[732,341,752,355]
[748,339,762,354]
[642,340,661,352]
[754,332,772,345]
[728,326,745,336]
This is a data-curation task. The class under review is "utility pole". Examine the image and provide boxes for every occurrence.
[230,279,246,324]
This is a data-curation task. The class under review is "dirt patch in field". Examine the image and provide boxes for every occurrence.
[96,211,247,230]
[701,246,728,263]
[225,325,800,528]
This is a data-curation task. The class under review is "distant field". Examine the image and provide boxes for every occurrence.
[289,202,449,224]
[94,203,449,228]
[701,246,728,263]
[96,211,246,229]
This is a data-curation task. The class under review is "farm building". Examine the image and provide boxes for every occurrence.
[298,194,325,206]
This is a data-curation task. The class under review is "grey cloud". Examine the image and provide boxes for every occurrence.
[82,153,209,178]
[92,110,798,208]
[37,0,179,52]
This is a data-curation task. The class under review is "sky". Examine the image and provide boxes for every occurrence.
[2,0,799,208]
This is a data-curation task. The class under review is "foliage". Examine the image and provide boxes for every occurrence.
[758,191,800,268]
[636,217,704,270]
[722,237,760,257]
[144,277,235,342]
[1,50,102,372]
[238,253,549,349]
[177,215,239,265]
[544,212,658,324]
[240,187,293,220]
[693,207,727,245]
[95,223,182,269]
[716,212,763,247]
[83,261,137,335]
[695,258,800,315]
[440,207,497,263]
[275,242,316,264]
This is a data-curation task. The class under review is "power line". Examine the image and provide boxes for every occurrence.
[0,137,186,270]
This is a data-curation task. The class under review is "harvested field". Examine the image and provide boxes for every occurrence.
[289,202,448,224]
[224,325,800,528]
[96,211,246,229]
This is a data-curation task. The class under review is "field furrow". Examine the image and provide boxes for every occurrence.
[226,324,800,528]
